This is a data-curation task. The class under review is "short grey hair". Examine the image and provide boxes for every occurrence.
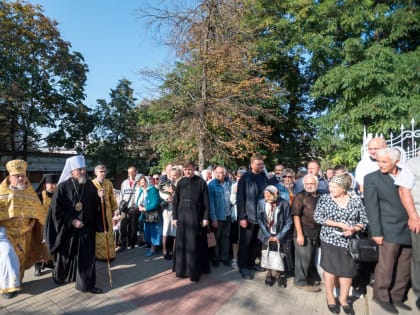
[303,174,318,186]
[95,164,106,172]
[376,148,400,163]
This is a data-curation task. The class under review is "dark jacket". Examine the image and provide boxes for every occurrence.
[364,170,411,245]
[257,198,293,243]
[236,171,268,224]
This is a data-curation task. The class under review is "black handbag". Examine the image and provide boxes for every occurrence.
[144,210,159,223]
[118,200,129,214]
[348,235,379,262]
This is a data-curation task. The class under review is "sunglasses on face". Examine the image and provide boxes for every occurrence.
[283,175,293,178]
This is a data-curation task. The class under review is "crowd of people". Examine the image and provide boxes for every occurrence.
[1,137,419,315]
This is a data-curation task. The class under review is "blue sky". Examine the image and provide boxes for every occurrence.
[28,0,175,107]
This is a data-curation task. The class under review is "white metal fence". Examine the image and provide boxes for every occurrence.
[362,118,419,163]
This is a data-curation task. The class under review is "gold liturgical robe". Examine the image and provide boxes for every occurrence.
[38,190,54,262]
[92,178,117,260]
[0,178,48,280]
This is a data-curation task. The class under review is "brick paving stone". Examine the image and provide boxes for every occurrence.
[122,270,240,315]
[1,246,417,314]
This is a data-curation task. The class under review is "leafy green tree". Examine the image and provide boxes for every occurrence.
[310,1,419,167]
[87,79,142,180]
[0,1,89,157]
[248,0,419,168]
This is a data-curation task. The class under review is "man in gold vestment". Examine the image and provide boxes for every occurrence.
[0,159,47,298]
[92,165,118,260]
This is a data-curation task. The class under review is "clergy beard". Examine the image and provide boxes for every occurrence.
[78,176,87,184]
[16,183,27,190]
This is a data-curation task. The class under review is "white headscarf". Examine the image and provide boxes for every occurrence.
[58,155,86,184]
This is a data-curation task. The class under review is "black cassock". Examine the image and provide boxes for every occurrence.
[45,178,103,291]
[173,175,210,282]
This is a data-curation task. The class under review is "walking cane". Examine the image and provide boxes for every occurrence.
[100,193,113,287]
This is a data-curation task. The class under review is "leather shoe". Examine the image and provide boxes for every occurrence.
[88,287,103,294]
[327,302,340,314]
[394,301,412,311]
[2,291,17,299]
[221,260,230,267]
[372,298,398,314]
[265,276,274,287]
[277,276,287,288]
[341,304,355,315]
[239,268,252,280]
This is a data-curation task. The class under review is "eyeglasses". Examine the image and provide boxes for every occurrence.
[153,177,160,180]
[12,174,26,178]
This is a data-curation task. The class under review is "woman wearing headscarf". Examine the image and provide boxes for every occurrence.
[257,185,293,287]
[314,175,368,315]
[135,175,161,257]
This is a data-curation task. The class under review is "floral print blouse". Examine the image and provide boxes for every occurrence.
[314,194,368,248]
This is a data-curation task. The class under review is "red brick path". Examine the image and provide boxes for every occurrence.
[122,270,240,315]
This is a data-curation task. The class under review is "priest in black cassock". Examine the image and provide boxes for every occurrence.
[172,160,210,282]
[45,155,105,294]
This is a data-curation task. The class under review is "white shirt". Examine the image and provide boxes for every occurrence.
[395,157,420,216]
[355,157,379,187]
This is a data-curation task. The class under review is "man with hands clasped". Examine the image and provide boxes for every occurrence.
[172,161,210,282]
[364,148,412,314]
[291,174,323,292]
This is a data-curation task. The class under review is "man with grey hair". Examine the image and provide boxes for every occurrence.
[92,165,118,260]
[291,174,322,292]
[396,152,420,310]
[118,166,138,251]
[364,148,412,313]
[208,166,231,267]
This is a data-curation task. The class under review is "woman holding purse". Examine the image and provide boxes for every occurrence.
[257,185,293,287]
[135,175,162,257]
[314,175,368,315]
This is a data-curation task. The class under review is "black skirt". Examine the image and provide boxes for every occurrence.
[320,241,357,277]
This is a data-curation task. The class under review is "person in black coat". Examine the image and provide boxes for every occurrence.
[236,153,268,280]
[45,155,105,294]
[172,161,210,282]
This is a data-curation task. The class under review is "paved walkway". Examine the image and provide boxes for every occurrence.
[0,247,418,315]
